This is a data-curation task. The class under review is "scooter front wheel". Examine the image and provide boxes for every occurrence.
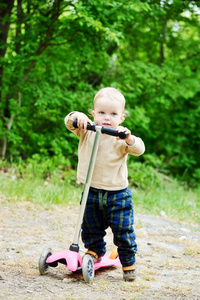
[39,247,52,275]
[82,254,94,283]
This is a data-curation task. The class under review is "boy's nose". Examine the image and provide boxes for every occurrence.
[104,114,110,120]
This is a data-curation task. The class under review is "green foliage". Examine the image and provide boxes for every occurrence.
[1,154,77,181]
[0,157,81,206]
[128,159,162,190]
[118,59,200,183]
[0,0,200,185]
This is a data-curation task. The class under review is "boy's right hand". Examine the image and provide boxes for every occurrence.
[71,112,93,131]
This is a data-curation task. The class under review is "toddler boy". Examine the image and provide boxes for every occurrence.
[64,87,145,281]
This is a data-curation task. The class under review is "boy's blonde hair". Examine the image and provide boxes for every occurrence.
[94,87,125,112]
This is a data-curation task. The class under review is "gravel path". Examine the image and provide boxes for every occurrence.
[0,196,200,300]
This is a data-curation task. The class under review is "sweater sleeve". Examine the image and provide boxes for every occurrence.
[64,112,82,138]
[126,136,145,156]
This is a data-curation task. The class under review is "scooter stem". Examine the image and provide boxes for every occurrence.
[72,126,102,246]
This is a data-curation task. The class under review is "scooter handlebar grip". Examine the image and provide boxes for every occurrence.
[73,119,78,128]
[72,120,96,131]
[101,126,127,139]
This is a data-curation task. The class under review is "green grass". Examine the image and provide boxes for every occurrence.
[0,160,199,226]
[0,167,82,208]
[132,181,200,226]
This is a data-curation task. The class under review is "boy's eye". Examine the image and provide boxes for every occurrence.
[111,112,117,116]
[99,111,105,114]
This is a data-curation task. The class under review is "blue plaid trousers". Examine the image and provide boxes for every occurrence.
[81,187,137,267]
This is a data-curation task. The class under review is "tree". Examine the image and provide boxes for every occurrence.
[107,0,200,182]
[1,0,72,156]
[0,0,199,183]
[0,0,149,159]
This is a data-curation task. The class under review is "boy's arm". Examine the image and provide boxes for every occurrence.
[117,126,145,156]
[117,126,135,146]
[65,112,93,131]
[126,136,145,156]
[64,111,94,138]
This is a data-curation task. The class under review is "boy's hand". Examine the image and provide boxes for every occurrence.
[71,112,93,131]
[117,126,135,146]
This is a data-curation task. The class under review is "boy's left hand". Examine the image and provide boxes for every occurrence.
[117,126,135,146]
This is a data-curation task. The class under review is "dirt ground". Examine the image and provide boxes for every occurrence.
[0,194,200,300]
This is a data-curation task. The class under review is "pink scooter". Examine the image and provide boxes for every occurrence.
[39,120,127,283]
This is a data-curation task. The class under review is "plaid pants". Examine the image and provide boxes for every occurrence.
[81,187,137,267]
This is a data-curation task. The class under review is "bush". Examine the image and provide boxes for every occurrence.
[128,160,162,190]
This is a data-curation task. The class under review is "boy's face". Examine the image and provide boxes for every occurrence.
[93,97,124,129]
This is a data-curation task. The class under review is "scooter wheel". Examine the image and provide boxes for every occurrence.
[109,248,118,259]
[82,254,94,283]
[38,247,52,275]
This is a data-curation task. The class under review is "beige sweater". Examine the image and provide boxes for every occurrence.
[65,114,145,191]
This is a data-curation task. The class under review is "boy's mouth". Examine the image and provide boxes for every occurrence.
[102,123,111,127]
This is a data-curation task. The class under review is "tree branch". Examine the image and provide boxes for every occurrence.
[160,19,167,65]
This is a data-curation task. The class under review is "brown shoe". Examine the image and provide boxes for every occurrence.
[123,269,136,281]
[123,265,137,281]
[83,250,102,264]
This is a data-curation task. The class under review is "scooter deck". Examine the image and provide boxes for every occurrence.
[46,250,82,272]
[94,255,120,271]
[46,249,120,272]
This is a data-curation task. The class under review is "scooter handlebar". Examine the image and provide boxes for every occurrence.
[72,120,96,132]
[101,126,127,139]
[72,120,127,139]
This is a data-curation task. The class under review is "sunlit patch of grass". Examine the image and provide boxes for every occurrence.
[0,168,82,207]
[132,181,200,226]
[0,161,199,227]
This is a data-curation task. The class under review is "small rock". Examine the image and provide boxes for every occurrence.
[172,254,181,258]
[0,275,4,280]
[179,236,187,241]
[160,210,167,217]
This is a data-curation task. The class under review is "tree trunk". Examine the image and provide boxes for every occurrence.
[1,89,21,158]
[0,0,14,157]
[0,0,14,103]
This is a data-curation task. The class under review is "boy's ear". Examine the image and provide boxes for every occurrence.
[120,114,125,123]
[92,110,95,117]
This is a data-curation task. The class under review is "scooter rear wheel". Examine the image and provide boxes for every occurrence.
[82,254,94,283]
[39,247,52,275]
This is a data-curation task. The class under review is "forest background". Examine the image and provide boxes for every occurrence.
[0,0,199,224]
